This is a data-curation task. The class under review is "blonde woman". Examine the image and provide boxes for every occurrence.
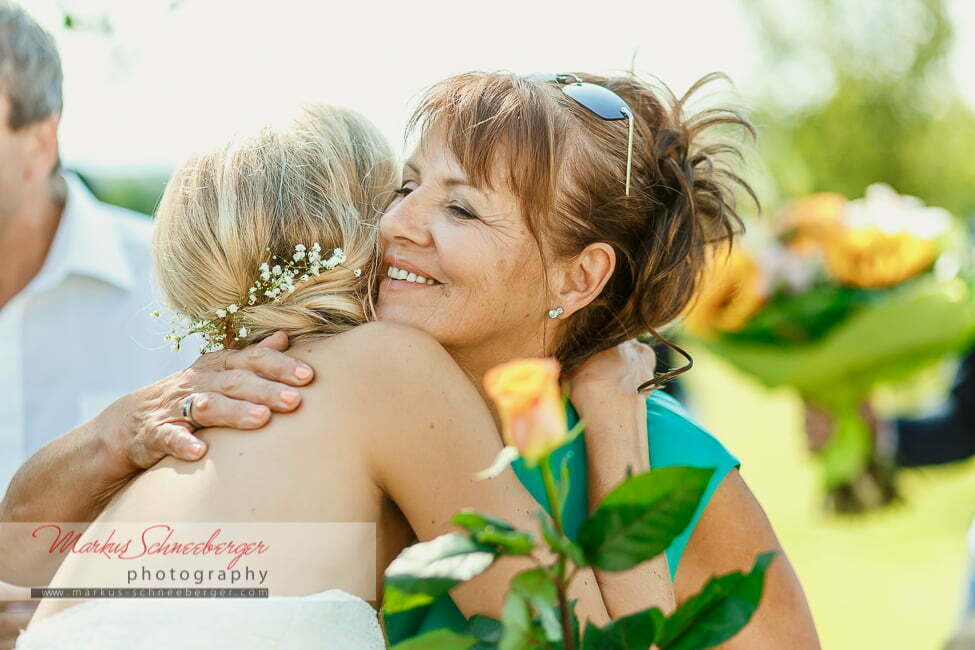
[16,105,621,648]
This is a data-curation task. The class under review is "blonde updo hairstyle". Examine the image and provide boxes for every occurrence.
[153,104,399,348]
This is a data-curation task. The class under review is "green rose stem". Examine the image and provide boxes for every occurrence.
[540,457,575,650]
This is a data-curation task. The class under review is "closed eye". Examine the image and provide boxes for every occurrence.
[447,204,477,220]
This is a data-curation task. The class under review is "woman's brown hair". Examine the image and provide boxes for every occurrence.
[408,71,756,390]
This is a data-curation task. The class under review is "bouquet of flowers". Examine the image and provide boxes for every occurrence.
[383,359,773,650]
[683,184,975,512]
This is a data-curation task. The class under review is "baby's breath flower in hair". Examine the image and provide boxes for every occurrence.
[161,243,364,354]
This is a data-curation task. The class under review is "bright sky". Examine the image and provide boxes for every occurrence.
[16,0,975,172]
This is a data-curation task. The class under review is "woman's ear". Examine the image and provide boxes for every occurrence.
[552,242,616,317]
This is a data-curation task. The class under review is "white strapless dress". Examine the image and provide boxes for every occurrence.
[15,590,385,649]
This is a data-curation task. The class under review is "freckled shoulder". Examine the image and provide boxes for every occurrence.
[295,321,456,379]
[284,323,494,482]
[289,322,474,419]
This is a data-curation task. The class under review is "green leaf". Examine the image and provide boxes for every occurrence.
[453,510,536,556]
[657,551,777,650]
[511,569,561,642]
[453,510,519,533]
[475,527,536,556]
[468,615,503,644]
[540,600,583,650]
[384,533,497,614]
[538,512,588,568]
[582,622,605,649]
[390,628,478,650]
[499,590,545,650]
[578,467,714,571]
[581,608,664,650]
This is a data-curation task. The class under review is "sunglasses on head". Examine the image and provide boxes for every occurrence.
[528,73,635,196]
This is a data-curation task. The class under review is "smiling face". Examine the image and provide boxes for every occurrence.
[376,128,557,374]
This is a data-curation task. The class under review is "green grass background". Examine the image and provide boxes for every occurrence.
[684,347,975,650]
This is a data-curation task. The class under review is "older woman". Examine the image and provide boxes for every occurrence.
[377,71,817,647]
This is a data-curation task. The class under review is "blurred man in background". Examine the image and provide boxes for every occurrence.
[0,3,197,645]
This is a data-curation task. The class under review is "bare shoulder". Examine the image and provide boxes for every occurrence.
[678,470,781,592]
[677,470,820,648]
[291,322,471,396]
[289,323,494,466]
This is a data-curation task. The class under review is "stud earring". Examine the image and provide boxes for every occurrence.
[547,306,564,319]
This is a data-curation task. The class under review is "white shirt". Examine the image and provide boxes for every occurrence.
[0,173,198,494]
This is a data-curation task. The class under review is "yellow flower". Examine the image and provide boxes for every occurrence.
[822,228,938,288]
[779,193,847,254]
[816,184,947,288]
[483,358,568,467]
[684,246,766,338]
[779,185,947,288]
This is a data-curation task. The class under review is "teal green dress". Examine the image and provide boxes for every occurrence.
[385,390,739,643]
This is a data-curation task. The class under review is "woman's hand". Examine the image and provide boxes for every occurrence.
[567,340,657,485]
[565,341,676,617]
[0,331,315,535]
[115,330,315,471]
[566,339,658,401]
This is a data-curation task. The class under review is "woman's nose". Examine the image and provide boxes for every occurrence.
[379,194,434,248]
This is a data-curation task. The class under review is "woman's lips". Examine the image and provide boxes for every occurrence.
[385,265,442,286]
[380,276,442,293]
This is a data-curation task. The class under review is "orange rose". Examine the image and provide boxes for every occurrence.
[483,358,568,467]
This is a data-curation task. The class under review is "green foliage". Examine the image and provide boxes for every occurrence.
[387,443,769,649]
[582,609,663,650]
[453,511,536,556]
[656,552,777,650]
[509,569,562,643]
[727,281,882,345]
[383,533,497,615]
[742,0,975,218]
[390,628,478,650]
[80,172,170,217]
[538,512,588,568]
[468,615,504,648]
[701,276,975,400]
[578,467,715,571]
[499,588,545,650]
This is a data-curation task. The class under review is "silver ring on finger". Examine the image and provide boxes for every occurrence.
[181,393,204,431]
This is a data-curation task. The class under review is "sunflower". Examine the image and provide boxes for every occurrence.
[822,228,939,288]
[684,246,767,338]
